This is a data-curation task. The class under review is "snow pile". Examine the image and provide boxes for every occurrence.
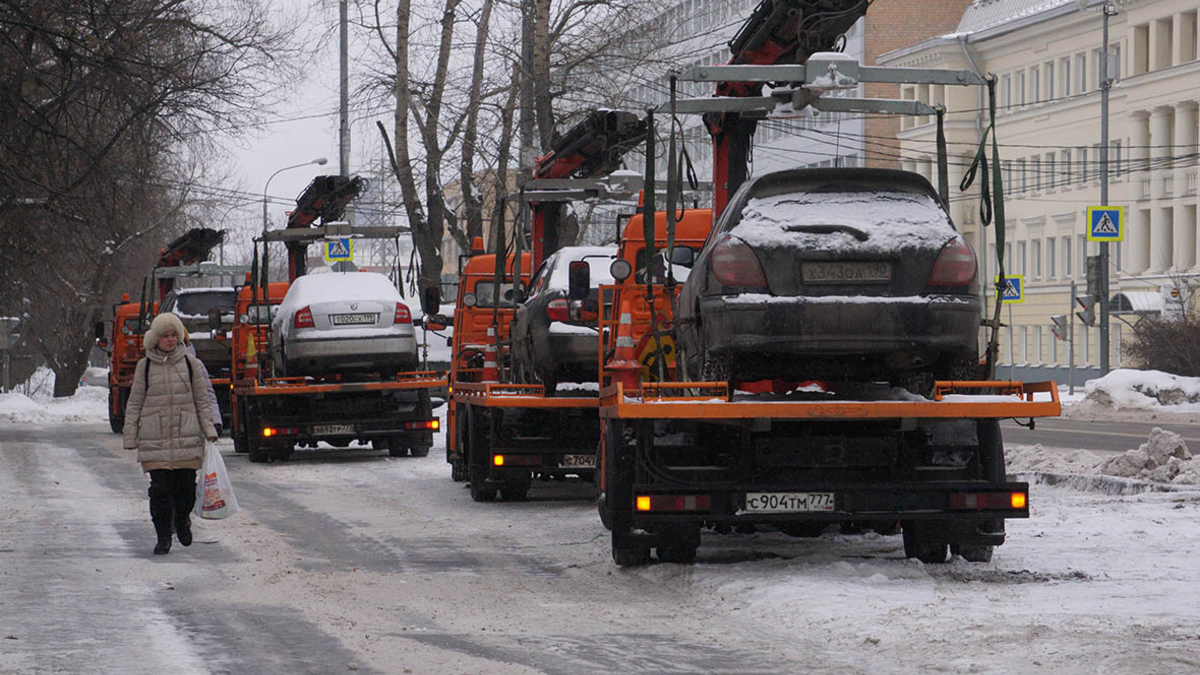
[1009,428,1200,486]
[1081,368,1200,412]
[0,373,109,425]
[1098,428,1200,485]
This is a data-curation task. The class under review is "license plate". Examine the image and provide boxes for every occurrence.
[802,262,892,284]
[743,492,835,513]
[330,313,377,325]
[560,454,596,468]
[313,424,355,435]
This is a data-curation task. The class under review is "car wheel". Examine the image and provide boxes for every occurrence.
[894,371,935,398]
[409,444,430,458]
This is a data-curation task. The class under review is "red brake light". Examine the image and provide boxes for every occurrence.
[711,236,768,290]
[927,237,977,287]
[293,306,314,329]
[394,303,411,324]
[547,298,569,322]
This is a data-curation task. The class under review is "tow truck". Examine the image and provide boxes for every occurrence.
[592,0,1061,566]
[229,175,444,463]
[97,228,245,432]
[444,109,647,501]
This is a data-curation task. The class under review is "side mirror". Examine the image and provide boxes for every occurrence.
[93,321,105,340]
[568,261,590,300]
[207,307,222,332]
[427,314,449,331]
[422,286,441,317]
[670,247,695,267]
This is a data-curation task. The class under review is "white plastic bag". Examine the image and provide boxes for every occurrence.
[194,441,239,520]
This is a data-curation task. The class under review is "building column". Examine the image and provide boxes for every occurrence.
[1148,106,1175,274]
[1175,103,1199,271]
[1129,111,1152,274]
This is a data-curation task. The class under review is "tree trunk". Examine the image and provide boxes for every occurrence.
[490,60,522,253]
[458,0,495,252]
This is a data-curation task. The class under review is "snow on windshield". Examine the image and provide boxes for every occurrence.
[547,246,618,289]
[730,187,956,253]
[277,272,403,319]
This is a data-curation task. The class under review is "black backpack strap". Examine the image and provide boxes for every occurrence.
[185,354,194,382]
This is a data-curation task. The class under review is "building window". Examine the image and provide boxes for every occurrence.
[1077,234,1086,276]
[1034,326,1043,363]
[1076,52,1087,92]
[1113,140,1123,178]
[1018,159,1027,193]
[1005,242,1013,275]
[1033,238,1042,278]
[1001,74,1011,108]
[1044,61,1054,100]
[1062,57,1072,96]
[1046,152,1056,190]
[1061,149,1072,189]
[1018,71,1027,106]
[1017,241,1027,275]
[1048,237,1057,278]
[1063,236,1072,277]
[1032,156,1041,192]
[1019,326,1028,364]
[1032,67,1041,104]
[1079,146,1088,184]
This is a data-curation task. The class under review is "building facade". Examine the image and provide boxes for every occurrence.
[882,0,1200,383]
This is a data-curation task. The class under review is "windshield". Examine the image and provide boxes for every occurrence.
[242,304,278,324]
[634,247,698,284]
[472,281,526,308]
[175,291,236,317]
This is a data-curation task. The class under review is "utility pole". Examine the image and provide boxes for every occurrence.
[1098,2,1117,375]
[338,0,350,178]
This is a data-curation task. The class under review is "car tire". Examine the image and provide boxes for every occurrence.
[701,349,732,385]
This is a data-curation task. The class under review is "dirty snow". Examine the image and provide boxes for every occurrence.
[731,187,956,254]
[0,368,108,424]
[1009,427,1200,486]
[1079,368,1200,413]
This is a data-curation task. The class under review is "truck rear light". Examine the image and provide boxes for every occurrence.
[262,426,300,437]
[404,420,440,431]
[547,298,569,322]
[927,236,977,287]
[493,454,540,467]
[711,236,768,290]
[394,303,412,324]
[635,494,712,512]
[294,306,314,329]
[950,491,1027,510]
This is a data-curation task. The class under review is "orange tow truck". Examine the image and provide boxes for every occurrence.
[229,175,444,463]
[98,296,155,432]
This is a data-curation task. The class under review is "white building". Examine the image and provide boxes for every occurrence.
[882,0,1200,383]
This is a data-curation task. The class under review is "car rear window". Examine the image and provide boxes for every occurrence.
[729,182,956,253]
[175,291,236,317]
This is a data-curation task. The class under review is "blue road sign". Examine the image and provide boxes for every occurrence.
[996,274,1024,304]
[1087,206,1124,242]
[323,237,354,262]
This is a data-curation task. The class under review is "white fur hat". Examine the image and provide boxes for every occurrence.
[144,312,187,350]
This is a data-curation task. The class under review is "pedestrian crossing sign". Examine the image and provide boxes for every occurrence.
[1086,206,1124,242]
[323,237,354,262]
[996,274,1024,304]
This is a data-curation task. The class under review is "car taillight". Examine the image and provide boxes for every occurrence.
[711,236,768,290]
[293,306,314,329]
[927,237,977,288]
[394,303,411,324]
[547,298,569,322]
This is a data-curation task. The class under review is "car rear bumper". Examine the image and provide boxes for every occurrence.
[285,335,418,373]
[532,325,602,377]
[698,293,979,375]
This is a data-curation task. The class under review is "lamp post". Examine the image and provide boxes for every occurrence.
[261,157,328,235]
[1099,2,1117,375]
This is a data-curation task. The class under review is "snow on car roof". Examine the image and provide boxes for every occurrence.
[731,187,957,254]
[277,272,404,317]
[547,246,618,289]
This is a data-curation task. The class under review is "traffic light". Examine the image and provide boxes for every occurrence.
[1085,255,1101,302]
[1051,314,1069,341]
[1075,295,1096,326]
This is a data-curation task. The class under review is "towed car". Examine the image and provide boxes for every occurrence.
[270,272,417,378]
[675,168,981,390]
[512,245,617,392]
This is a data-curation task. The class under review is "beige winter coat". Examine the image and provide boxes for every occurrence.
[123,345,217,471]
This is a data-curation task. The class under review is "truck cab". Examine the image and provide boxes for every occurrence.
[102,300,156,432]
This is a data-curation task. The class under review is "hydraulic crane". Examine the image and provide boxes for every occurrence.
[706,0,870,216]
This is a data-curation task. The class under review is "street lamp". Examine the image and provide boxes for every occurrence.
[262,157,328,234]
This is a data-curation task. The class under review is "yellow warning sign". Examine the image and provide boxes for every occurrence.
[636,333,676,377]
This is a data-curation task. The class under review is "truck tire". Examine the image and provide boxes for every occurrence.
[956,544,994,563]
[409,444,430,458]
[450,407,468,481]
[232,399,249,453]
[470,465,496,502]
[612,544,651,567]
[902,524,949,564]
[386,436,407,457]
[500,483,529,501]
[248,440,270,464]
[108,387,127,434]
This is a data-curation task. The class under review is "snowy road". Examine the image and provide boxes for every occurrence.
[2,421,1200,674]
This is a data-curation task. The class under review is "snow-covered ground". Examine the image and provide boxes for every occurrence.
[0,367,109,424]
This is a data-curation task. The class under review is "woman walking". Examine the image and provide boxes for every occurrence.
[122,312,218,554]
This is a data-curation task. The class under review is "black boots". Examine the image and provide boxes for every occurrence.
[149,469,197,554]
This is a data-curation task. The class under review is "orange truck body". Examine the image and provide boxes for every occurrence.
[105,301,157,431]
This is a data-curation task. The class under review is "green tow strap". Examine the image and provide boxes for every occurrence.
[959,75,1007,380]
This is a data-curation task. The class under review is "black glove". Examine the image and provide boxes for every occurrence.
[214,423,223,437]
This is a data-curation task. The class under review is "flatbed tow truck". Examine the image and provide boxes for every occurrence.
[230,175,443,463]
[447,109,647,502]
[589,0,1062,566]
